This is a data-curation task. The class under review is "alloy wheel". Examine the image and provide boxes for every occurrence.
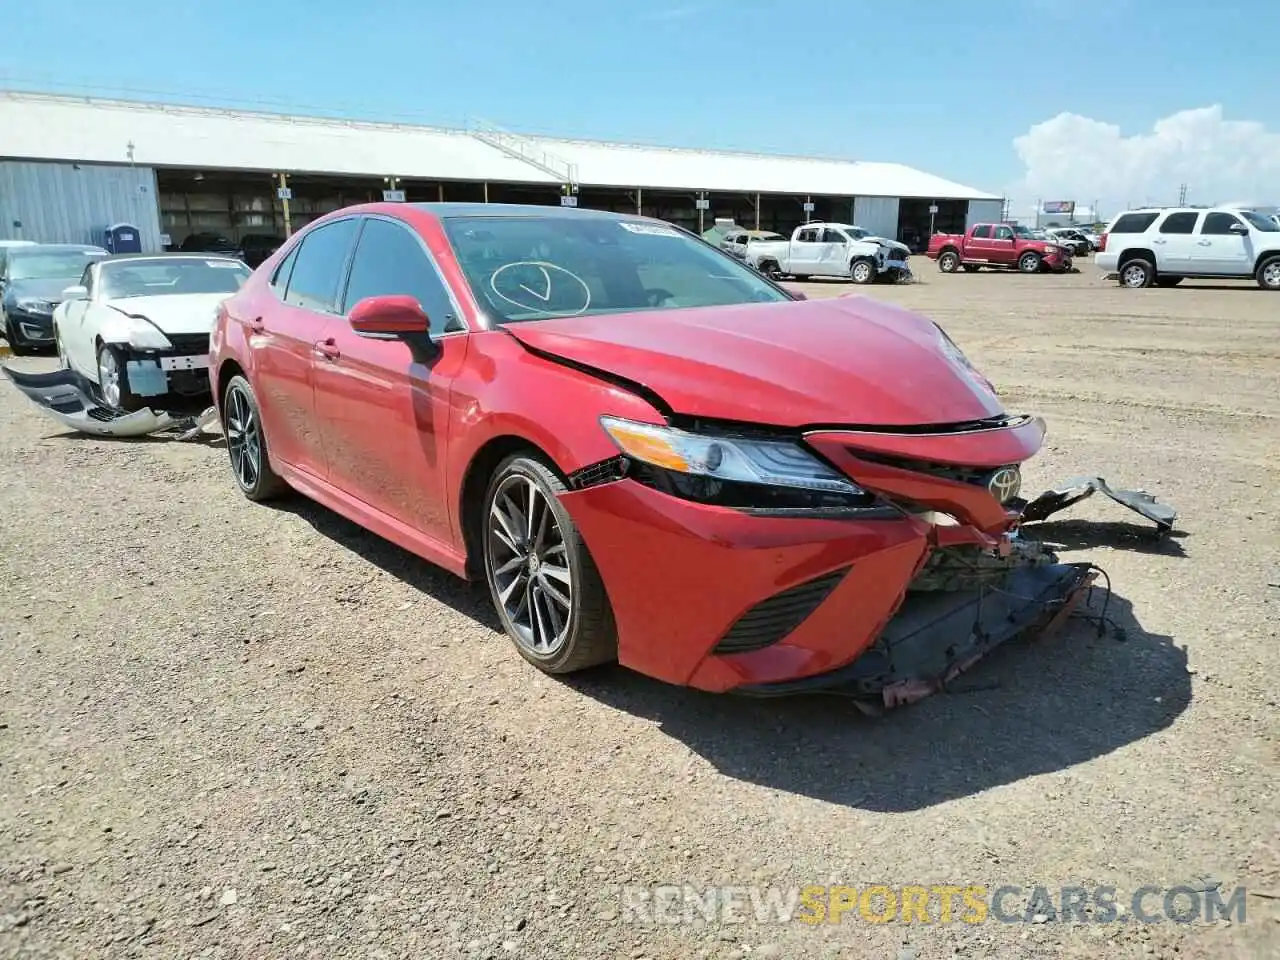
[1262,261,1280,289]
[851,261,873,283]
[97,348,121,408]
[1121,264,1148,288]
[224,385,262,490]
[486,474,573,657]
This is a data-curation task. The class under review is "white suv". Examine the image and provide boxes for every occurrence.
[1095,206,1280,290]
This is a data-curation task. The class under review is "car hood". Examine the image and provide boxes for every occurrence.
[5,278,81,303]
[506,297,1004,427]
[105,293,233,335]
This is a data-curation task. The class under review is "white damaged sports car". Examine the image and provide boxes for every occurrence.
[52,254,251,411]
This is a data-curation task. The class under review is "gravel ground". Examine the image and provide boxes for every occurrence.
[1,267,1277,960]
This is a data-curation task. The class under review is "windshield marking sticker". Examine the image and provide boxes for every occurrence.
[619,222,682,238]
[206,260,243,268]
[489,261,592,316]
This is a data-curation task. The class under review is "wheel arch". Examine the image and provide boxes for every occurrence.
[1117,247,1156,268]
[213,357,246,416]
[1252,249,1280,274]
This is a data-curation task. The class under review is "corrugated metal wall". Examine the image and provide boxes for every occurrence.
[966,199,1005,227]
[0,161,163,250]
[852,196,901,239]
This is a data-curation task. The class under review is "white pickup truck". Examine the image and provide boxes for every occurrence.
[744,222,912,284]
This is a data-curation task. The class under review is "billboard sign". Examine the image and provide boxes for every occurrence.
[1042,200,1075,215]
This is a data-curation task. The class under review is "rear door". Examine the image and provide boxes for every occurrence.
[1152,211,1200,273]
[312,215,469,541]
[250,217,359,478]
[1193,212,1252,275]
[963,224,993,261]
[788,227,824,274]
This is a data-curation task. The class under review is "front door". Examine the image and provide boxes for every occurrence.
[989,225,1018,265]
[1192,212,1252,275]
[311,215,469,542]
[247,216,359,478]
[61,263,95,375]
[820,228,853,276]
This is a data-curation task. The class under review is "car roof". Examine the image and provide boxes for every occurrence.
[407,202,652,222]
[99,252,243,263]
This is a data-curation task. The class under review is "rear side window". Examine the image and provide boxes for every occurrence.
[796,228,820,243]
[284,219,359,313]
[1110,212,1159,234]
[1159,212,1199,234]
[1200,212,1243,235]
[971,225,991,239]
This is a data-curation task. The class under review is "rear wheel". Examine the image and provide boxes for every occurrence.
[1118,258,1155,288]
[1256,256,1280,290]
[222,374,288,501]
[482,454,617,675]
[849,258,876,284]
[758,260,782,280]
[937,250,960,272]
[1018,252,1042,273]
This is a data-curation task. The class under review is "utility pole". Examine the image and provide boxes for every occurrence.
[276,173,292,238]
[1178,183,1188,206]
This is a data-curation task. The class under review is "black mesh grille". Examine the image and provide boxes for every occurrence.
[847,451,997,488]
[567,456,627,490]
[713,568,848,655]
[164,333,211,354]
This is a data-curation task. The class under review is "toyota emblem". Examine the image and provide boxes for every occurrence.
[987,466,1022,503]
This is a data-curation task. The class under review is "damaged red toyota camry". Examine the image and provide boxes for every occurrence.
[210,203,1094,706]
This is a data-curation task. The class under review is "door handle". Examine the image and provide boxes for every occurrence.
[248,317,265,334]
[1197,240,1212,246]
[1152,239,1166,245]
[313,337,340,361]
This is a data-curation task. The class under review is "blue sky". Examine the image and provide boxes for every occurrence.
[2,0,1276,202]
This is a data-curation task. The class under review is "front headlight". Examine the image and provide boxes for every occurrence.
[15,297,54,315]
[123,316,173,350]
[599,417,875,512]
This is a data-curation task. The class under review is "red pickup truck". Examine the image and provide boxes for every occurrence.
[927,223,1073,274]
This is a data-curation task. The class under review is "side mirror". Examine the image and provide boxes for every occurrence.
[61,285,89,300]
[348,294,431,336]
[1229,222,1249,235]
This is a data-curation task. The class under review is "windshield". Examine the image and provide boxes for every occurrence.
[442,216,792,324]
[1239,210,1279,232]
[100,258,252,298]
[9,250,103,281]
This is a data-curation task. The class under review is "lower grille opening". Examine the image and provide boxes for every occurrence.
[713,567,849,655]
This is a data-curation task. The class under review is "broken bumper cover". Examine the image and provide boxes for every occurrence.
[733,561,1095,705]
[1019,476,1177,533]
[1,365,216,439]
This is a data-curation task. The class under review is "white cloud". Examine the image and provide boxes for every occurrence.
[1009,106,1280,214]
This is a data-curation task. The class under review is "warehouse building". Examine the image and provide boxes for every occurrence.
[0,91,1005,253]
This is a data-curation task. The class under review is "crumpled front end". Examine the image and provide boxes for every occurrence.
[559,412,1102,702]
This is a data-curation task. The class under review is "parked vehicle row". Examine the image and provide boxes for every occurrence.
[0,243,109,354]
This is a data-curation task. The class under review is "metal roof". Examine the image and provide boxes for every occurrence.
[0,91,999,201]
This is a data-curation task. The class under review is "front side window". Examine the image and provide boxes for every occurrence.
[1200,212,1243,235]
[98,258,251,299]
[284,219,359,313]
[822,228,846,244]
[995,226,1015,240]
[269,245,299,296]
[342,218,463,334]
[442,215,792,325]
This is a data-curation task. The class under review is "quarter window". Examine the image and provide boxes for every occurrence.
[341,218,463,334]
[1110,212,1159,234]
[1200,212,1243,235]
[283,219,359,313]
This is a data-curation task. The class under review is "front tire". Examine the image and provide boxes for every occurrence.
[1018,252,1042,273]
[222,374,287,501]
[4,318,36,357]
[482,454,617,675]
[849,258,876,284]
[1256,256,1280,290]
[96,343,143,411]
[1118,258,1155,288]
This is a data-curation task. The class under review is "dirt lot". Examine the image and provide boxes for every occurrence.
[1,267,1277,960]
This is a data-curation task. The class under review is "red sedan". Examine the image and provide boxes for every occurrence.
[209,203,1092,704]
